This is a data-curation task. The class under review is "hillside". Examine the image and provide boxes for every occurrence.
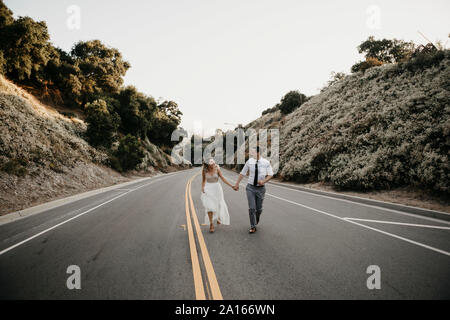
[245,50,450,205]
[0,75,177,215]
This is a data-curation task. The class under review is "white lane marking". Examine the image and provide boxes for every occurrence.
[0,172,186,256]
[224,175,450,256]
[0,191,129,256]
[343,218,450,230]
[222,172,450,226]
[266,193,450,257]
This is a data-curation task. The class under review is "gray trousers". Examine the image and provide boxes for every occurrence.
[246,184,266,228]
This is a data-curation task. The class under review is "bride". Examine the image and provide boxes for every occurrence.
[201,159,233,233]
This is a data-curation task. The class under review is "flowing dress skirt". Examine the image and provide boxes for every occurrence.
[200,181,230,225]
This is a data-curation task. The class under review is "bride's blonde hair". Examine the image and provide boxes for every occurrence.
[202,158,216,173]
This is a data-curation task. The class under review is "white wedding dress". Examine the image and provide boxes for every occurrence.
[200,166,230,225]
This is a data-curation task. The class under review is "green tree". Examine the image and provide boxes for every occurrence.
[116,86,158,138]
[85,99,120,148]
[148,100,182,146]
[351,36,416,73]
[279,91,307,114]
[0,16,54,82]
[0,0,13,28]
[71,40,130,105]
[115,134,145,171]
[358,36,415,63]
[42,47,84,107]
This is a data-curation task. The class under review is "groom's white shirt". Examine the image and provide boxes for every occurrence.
[240,157,274,186]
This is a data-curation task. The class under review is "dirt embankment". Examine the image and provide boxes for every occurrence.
[0,75,184,216]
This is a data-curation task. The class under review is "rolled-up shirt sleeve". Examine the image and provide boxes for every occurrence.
[240,161,249,176]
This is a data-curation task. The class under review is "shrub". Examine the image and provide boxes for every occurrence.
[108,154,122,172]
[402,49,446,73]
[357,36,415,64]
[1,159,28,176]
[114,134,145,171]
[279,50,450,195]
[85,99,120,148]
[262,104,280,115]
[279,91,307,114]
[351,57,384,73]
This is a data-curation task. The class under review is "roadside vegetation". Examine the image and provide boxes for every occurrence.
[248,36,449,197]
[0,0,183,174]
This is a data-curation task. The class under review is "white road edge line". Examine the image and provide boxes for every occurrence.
[343,218,450,230]
[223,173,450,226]
[266,192,450,257]
[0,172,182,256]
[230,176,450,256]
[268,182,450,225]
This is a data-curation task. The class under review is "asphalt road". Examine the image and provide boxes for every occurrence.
[0,168,449,299]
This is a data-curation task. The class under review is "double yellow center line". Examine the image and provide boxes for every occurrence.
[185,172,223,300]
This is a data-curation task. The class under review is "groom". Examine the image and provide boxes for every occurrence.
[233,146,274,233]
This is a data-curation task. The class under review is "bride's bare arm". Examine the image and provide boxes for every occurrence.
[201,169,206,193]
[217,167,233,188]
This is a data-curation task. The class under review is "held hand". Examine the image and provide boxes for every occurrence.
[233,184,239,191]
[257,180,265,186]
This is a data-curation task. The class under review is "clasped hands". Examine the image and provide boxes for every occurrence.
[231,180,265,191]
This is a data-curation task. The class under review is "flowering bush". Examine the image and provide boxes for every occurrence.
[279,50,450,194]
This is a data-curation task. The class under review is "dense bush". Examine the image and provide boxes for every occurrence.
[114,134,145,171]
[351,36,415,73]
[85,99,120,148]
[351,57,384,73]
[262,104,279,115]
[401,49,446,73]
[147,100,183,147]
[280,50,450,194]
[116,86,156,138]
[279,91,307,114]
[357,36,415,63]
[1,159,28,176]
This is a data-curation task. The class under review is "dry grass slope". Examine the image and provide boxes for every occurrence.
[0,76,127,215]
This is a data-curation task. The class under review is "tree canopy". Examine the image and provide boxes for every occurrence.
[0,16,53,81]
[279,90,307,114]
[351,36,416,73]
[71,40,130,105]
[0,0,13,28]
[0,1,183,172]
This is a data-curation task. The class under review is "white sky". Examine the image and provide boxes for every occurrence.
[5,0,450,136]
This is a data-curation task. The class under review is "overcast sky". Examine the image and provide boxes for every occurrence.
[5,0,450,136]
